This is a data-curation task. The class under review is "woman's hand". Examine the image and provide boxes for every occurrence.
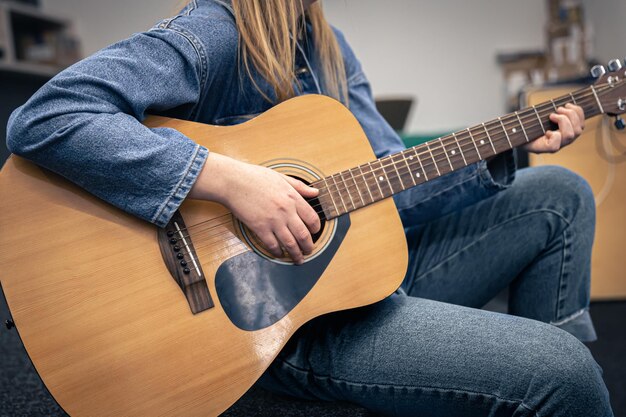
[522,103,585,154]
[188,152,321,265]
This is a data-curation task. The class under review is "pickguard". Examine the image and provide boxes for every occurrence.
[215,214,351,331]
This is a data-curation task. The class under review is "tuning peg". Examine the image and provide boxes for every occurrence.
[608,59,623,72]
[591,65,607,78]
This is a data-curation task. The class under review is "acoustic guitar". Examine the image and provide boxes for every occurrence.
[1,63,625,416]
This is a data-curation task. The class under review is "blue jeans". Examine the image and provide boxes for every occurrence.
[258,166,613,416]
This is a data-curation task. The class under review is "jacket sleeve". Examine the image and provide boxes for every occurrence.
[333,28,517,228]
[5,23,225,227]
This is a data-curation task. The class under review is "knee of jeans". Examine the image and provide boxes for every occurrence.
[528,165,595,225]
[532,326,610,414]
[541,166,595,215]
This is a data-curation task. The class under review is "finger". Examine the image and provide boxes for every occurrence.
[544,130,562,153]
[556,106,582,136]
[549,112,575,145]
[297,198,321,234]
[566,103,585,129]
[257,230,284,258]
[275,227,305,264]
[288,217,315,255]
[525,130,558,153]
[285,175,319,198]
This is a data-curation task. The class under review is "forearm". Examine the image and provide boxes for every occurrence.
[6,28,205,227]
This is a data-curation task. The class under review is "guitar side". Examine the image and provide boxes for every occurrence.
[0,95,408,416]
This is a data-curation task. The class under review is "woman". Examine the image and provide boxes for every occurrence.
[6,0,613,415]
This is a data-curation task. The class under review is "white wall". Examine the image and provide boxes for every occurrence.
[41,0,626,133]
[323,0,545,132]
[41,0,179,56]
[582,0,626,65]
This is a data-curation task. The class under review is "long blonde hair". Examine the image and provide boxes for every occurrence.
[231,0,348,104]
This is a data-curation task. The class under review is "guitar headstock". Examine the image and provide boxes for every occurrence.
[592,58,626,117]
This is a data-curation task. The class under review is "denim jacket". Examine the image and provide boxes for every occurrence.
[6,0,515,229]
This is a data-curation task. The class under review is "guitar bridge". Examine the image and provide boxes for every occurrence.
[157,210,214,314]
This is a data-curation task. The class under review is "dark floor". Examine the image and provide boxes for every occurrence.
[1,292,624,417]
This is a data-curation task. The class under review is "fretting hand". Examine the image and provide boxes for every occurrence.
[522,103,585,154]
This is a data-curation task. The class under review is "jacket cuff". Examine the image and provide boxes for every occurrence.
[152,145,209,227]
[479,149,517,191]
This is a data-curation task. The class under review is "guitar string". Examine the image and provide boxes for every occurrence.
[171,79,617,243]
[172,83,612,247]
[176,83,609,236]
[195,243,249,258]
[191,82,610,227]
[262,83,608,214]
[177,219,307,264]
[178,89,601,243]
[167,99,602,262]
[304,85,612,215]
[167,83,621,262]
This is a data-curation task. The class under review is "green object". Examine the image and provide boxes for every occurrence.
[400,132,453,148]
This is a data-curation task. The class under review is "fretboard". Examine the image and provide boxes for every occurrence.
[313,85,604,220]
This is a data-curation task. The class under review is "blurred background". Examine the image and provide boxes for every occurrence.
[1,0,625,416]
[3,0,626,131]
[1,0,626,145]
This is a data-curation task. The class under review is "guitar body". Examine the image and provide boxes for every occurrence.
[0,95,408,416]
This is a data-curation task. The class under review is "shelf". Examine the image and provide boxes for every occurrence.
[0,59,64,77]
[0,1,79,79]
[1,1,68,26]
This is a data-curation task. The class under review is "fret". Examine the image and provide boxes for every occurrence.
[321,178,339,218]
[498,117,513,148]
[502,114,525,148]
[348,167,366,206]
[365,161,384,200]
[558,95,573,107]
[382,158,396,194]
[398,152,416,187]
[481,123,497,155]
[467,128,482,160]
[389,154,407,191]
[458,130,480,162]
[379,157,397,194]
[514,111,530,142]
[400,150,417,186]
[444,136,465,169]
[330,173,349,214]
[451,132,468,166]
[550,99,558,112]
[412,147,428,181]
[357,165,375,203]
[532,106,546,133]
[369,160,385,198]
[439,138,454,171]
[590,85,605,114]
[319,83,607,220]
[424,141,441,177]
[339,171,356,210]
[574,86,592,118]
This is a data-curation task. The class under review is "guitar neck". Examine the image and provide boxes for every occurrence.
[313,84,604,220]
